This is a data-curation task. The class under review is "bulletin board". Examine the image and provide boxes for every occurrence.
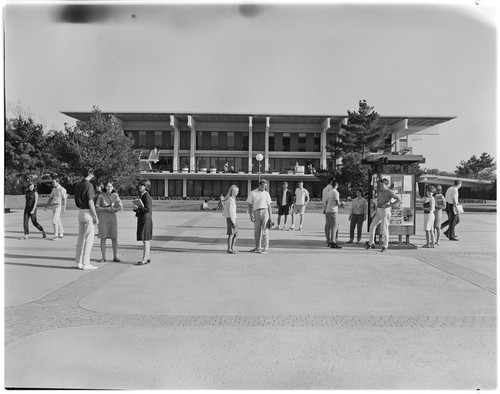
[371,173,416,235]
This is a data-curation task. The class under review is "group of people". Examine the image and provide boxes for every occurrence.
[224,177,464,254]
[20,169,153,270]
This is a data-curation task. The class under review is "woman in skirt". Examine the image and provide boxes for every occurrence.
[422,185,436,248]
[133,179,153,265]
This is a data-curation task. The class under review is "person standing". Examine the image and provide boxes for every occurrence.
[96,181,123,262]
[275,181,293,230]
[74,167,99,270]
[441,180,462,241]
[325,182,342,249]
[222,185,239,254]
[94,182,104,236]
[422,185,436,248]
[19,181,47,240]
[433,184,446,245]
[45,177,67,241]
[134,179,153,265]
[347,188,368,244]
[365,178,401,252]
[291,181,310,231]
[247,179,272,254]
[322,179,333,244]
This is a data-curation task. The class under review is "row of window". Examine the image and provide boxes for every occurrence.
[127,130,321,152]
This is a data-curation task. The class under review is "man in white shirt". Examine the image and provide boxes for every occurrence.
[441,180,462,241]
[275,182,293,230]
[247,179,272,253]
[45,177,67,240]
[291,181,310,231]
[325,181,342,248]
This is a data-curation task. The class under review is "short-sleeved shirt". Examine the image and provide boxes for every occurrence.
[74,179,95,209]
[376,188,399,208]
[247,189,271,210]
[294,188,309,205]
[445,186,459,204]
[325,188,340,213]
[49,185,67,205]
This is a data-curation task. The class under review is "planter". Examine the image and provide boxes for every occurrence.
[238,172,245,174]
[287,170,295,174]
[272,171,280,175]
[199,168,208,173]
[181,168,189,174]
[210,168,217,173]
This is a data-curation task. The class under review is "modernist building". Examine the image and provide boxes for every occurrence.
[62,112,454,198]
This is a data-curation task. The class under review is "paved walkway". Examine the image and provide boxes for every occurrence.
[3,208,497,389]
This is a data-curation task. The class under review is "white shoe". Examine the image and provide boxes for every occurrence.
[19,235,28,240]
[82,264,98,270]
[77,263,83,270]
[51,236,59,241]
[298,227,302,231]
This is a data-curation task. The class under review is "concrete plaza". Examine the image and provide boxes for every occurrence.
[4,207,497,389]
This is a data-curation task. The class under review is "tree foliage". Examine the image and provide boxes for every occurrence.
[455,152,496,181]
[317,100,391,195]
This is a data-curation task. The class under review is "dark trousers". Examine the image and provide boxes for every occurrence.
[441,203,458,238]
[23,209,45,235]
[349,214,364,241]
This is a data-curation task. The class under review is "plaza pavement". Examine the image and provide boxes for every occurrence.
[3,207,497,390]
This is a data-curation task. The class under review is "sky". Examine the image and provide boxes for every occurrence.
[3,0,498,172]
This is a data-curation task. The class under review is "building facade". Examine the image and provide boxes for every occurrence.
[62,112,454,198]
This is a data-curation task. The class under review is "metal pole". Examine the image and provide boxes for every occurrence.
[258,161,261,183]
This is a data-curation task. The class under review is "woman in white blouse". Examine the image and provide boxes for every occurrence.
[222,185,239,254]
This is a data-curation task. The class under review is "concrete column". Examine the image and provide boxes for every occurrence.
[248,116,253,173]
[265,116,270,172]
[170,115,180,173]
[164,178,168,197]
[182,178,187,198]
[188,115,196,172]
[321,118,330,170]
[247,179,252,197]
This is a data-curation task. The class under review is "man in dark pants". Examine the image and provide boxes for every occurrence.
[441,180,462,241]
[275,181,294,230]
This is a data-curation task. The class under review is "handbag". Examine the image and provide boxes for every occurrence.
[266,219,274,229]
[454,204,464,214]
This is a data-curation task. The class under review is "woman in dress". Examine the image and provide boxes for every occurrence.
[20,181,46,240]
[422,185,436,248]
[222,185,239,253]
[433,184,446,246]
[96,180,123,262]
[134,178,153,265]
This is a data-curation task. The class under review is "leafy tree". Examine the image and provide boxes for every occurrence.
[455,152,496,181]
[4,116,55,193]
[424,168,456,177]
[60,106,141,191]
[317,100,390,195]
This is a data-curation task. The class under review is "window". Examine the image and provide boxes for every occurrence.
[227,132,235,150]
[242,133,249,150]
[155,131,163,148]
[196,131,203,150]
[211,132,218,150]
[180,131,190,150]
[314,133,321,152]
[298,133,306,152]
[282,133,290,151]
[139,131,146,147]
[269,133,275,151]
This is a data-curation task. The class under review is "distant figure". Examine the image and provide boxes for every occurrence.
[291,181,310,231]
[74,167,99,270]
[230,165,235,173]
[19,181,46,240]
[422,185,436,248]
[324,182,342,249]
[441,180,462,241]
[347,188,368,244]
[218,194,225,210]
[275,181,293,230]
[224,162,229,173]
[94,182,104,236]
[96,180,123,262]
[433,184,446,245]
[133,179,153,265]
[322,179,334,244]
[222,185,239,254]
[45,177,67,240]
[201,199,209,211]
[247,179,272,254]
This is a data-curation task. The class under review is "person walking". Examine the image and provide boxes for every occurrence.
[321,178,333,244]
[134,179,153,265]
[365,178,401,252]
[247,179,272,254]
[74,167,99,270]
[441,180,462,241]
[222,184,239,254]
[45,177,67,241]
[291,181,310,231]
[96,180,123,263]
[347,188,368,244]
[422,185,436,248]
[324,181,342,249]
[433,184,446,245]
[19,181,47,240]
[275,181,293,230]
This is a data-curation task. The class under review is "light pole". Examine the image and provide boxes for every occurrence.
[256,153,263,183]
